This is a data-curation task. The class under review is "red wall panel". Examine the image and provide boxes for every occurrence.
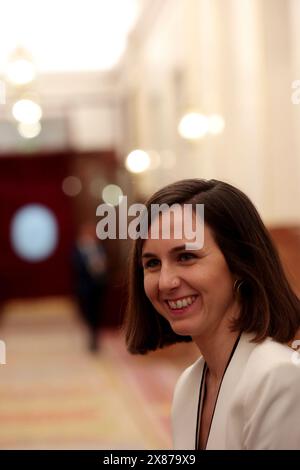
[0,153,75,300]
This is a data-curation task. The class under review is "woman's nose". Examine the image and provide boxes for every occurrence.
[158,266,180,292]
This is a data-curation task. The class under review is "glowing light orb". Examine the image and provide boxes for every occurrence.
[11,204,58,262]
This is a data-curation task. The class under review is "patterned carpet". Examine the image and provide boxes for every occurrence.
[0,297,199,450]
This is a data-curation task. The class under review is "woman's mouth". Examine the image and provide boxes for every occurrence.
[165,295,198,312]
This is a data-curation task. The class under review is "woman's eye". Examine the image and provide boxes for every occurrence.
[144,259,160,269]
[178,252,196,262]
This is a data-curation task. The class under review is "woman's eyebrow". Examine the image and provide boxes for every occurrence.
[141,252,156,259]
[142,245,187,259]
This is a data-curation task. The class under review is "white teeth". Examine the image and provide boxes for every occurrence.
[167,296,196,310]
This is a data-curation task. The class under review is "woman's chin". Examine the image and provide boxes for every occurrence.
[170,319,204,338]
[170,322,196,337]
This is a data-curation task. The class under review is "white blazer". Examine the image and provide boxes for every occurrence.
[171,333,300,450]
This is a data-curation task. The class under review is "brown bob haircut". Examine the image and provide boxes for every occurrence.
[124,179,300,354]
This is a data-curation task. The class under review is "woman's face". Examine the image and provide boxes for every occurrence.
[142,208,239,340]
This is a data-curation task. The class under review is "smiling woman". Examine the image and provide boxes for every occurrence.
[124,178,300,450]
[142,216,238,343]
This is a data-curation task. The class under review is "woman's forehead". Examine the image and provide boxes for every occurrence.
[142,222,213,253]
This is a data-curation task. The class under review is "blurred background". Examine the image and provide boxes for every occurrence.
[0,0,300,449]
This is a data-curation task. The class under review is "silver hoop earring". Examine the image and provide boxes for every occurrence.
[234,279,244,296]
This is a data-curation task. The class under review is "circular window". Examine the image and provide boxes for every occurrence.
[11,204,59,262]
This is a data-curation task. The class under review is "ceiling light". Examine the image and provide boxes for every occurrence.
[62,176,82,197]
[6,58,36,85]
[178,112,209,140]
[0,0,140,72]
[125,150,151,173]
[18,121,41,139]
[102,184,123,206]
[12,99,42,124]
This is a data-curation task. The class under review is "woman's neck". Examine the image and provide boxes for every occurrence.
[194,329,240,383]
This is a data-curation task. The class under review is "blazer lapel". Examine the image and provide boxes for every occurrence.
[206,333,256,449]
[172,356,205,449]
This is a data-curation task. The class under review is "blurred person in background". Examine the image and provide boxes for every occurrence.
[72,222,107,352]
